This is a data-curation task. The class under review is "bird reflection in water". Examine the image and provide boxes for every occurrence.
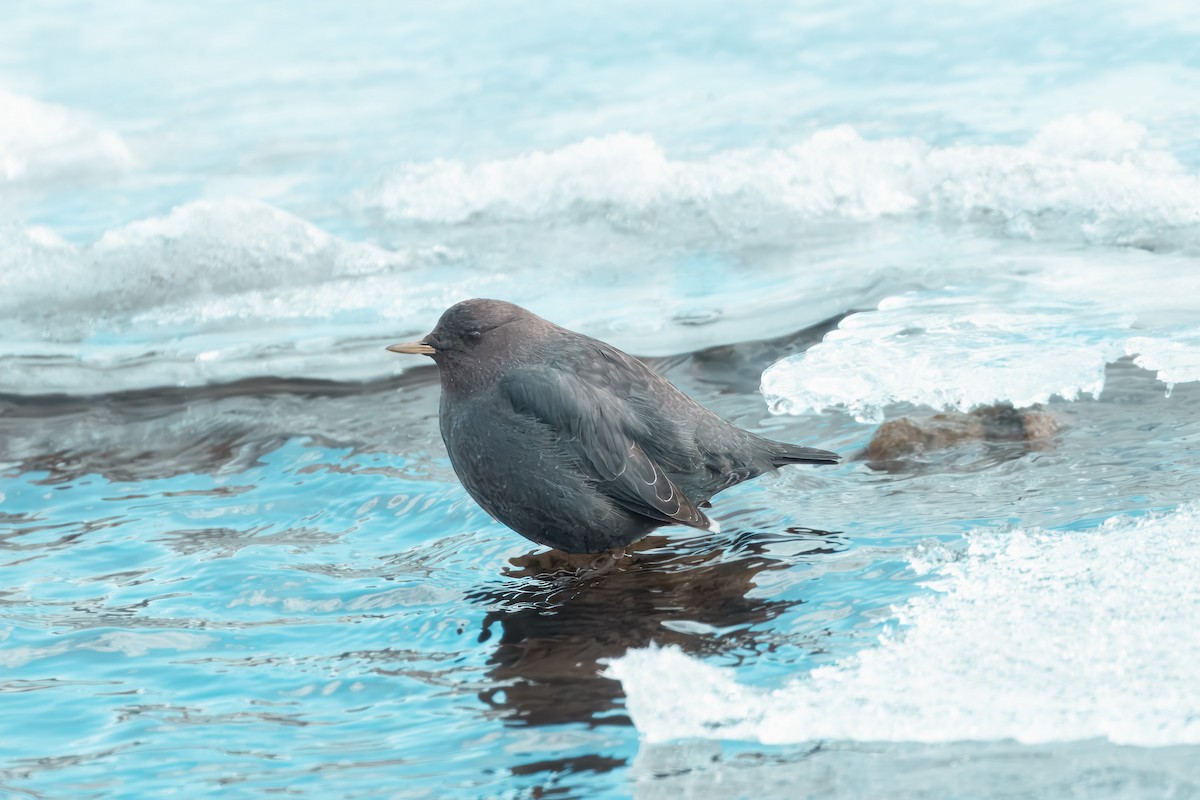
[468,526,844,728]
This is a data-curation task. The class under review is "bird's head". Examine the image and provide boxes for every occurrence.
[387,299,540,375]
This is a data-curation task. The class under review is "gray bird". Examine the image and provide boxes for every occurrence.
[388,299,838,553]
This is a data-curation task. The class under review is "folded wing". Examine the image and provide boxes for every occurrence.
[500,367,713,531]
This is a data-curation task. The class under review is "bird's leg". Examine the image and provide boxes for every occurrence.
[582,546,627,576]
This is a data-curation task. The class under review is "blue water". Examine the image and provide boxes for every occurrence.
[4,2,1200,798]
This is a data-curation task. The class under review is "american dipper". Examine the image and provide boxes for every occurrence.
[388,299,839,553]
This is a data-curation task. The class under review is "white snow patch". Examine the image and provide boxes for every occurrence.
[0,87,134,184]
[358,113,1200,253]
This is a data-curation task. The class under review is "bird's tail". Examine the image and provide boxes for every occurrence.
[771,441,840,466]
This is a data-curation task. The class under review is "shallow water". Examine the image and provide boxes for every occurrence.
[4,1,1200,798]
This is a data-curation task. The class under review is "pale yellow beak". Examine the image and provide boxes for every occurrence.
[386,341,436,355]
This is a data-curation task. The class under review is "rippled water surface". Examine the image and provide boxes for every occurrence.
[4,1,1200,798]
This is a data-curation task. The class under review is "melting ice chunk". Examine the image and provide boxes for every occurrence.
[761,287,1132,422]
[1126,334,1200,389]
[609,504,1200,747]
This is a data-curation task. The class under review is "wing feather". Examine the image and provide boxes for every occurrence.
[500,368,712,531]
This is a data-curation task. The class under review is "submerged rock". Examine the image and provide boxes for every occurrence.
[865,404,1059,468]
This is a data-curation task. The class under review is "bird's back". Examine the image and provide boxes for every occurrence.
[541,331,802,502]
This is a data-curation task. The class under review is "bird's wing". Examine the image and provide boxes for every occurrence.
[500,367,713,531]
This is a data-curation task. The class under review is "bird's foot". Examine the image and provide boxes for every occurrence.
[583,547,627,576]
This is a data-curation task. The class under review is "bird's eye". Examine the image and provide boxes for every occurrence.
[465,330,482,340]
